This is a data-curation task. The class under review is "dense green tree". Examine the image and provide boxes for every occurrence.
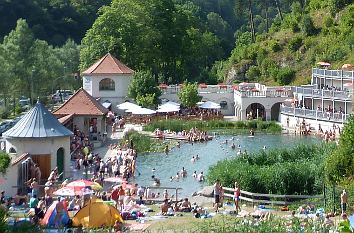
[0,151,10,174]
[128,70,161,106]
[178,82,202,108]
[325,117,354,184]
[136,93,157,108]
[0,19,80,105]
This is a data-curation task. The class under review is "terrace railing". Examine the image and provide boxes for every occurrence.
[222,187,323,206]
[160,85,234,95]
[312,68,354,80]
[234,90,291,98]
[292,86,352,100]
[280,106,350,123]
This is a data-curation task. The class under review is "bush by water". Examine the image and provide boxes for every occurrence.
[207,143,336,195]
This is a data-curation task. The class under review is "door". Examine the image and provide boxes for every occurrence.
[57,148,64,180]
[31,154,51,182]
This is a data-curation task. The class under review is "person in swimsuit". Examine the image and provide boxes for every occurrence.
[234,182,241,212]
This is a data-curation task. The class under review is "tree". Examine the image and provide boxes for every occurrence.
[0,151,10,174]
[325,117,354,184]
[178,82,202,108]
[128,70,161,106]
[136,93,157,108]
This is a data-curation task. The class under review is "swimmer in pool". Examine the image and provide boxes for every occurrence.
[175,173,180,181]
[263,145,267,150]
[191,156,196,162]
[250,129,255,136]
[231,143,236,149]
[237,149,242,155]
[196,154,200,160]
[180,167,187,177]
[192,171,197,178]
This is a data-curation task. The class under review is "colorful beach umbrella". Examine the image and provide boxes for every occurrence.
[66,179,102,191]
[53,187,94,196]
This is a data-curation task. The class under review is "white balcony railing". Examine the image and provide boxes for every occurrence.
[292,86,352,100]
[312,68,354,80]
[281,106,350,123]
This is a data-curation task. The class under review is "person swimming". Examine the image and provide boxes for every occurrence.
[237,149,242,155]
[231,143,236,149]
[250,129,255,136]
[196,154,200,160]
[170,176,174,182]
[176,141,181,148]
[152,175,160,186]
[175,173,180,181]
[191,156,196,162]
[263,145,267,150]
[180,167,187,177]
[164,145,169,155]
[152,168,156,174]
[192,171,197,178]
[238,145,241,149]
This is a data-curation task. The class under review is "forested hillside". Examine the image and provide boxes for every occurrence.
[0,0,110,45]
[220,0,354,86]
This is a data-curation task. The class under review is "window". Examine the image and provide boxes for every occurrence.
[9,147,16,153]
[220,101,228,109]
[99,78,115,91]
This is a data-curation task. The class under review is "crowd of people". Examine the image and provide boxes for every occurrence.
[71,125,93,159]
[153,127,211,142]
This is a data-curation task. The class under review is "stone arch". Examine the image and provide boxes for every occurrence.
[99,78,115,91]
[246,103,266,120]
[271,102,282,121]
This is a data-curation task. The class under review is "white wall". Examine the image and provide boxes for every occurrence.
[83,74,132,112]
[161,92,235,116]
[3,136,71,196]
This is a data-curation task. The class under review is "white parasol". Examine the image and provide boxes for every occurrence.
[200,101,221,109]
[117,102,140,110]
[131,107,156,115]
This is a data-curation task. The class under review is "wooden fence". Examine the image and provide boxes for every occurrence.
[222,187,323,206]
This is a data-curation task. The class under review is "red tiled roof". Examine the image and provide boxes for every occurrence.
[82,53,134,75]
[58,114,74,124]
[53,88,108,116]
[12,153,30,166]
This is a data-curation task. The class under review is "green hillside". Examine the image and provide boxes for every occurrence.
[219,0,354,86]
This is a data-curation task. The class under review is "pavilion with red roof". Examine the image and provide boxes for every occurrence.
[53,88,108,138]
[82,53,134,112]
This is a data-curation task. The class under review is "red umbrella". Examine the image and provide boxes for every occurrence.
[342,64,353,70]
[53,187,93,196]
[317,61,331,66]
[104,177,126,183]
[66,179,102,190]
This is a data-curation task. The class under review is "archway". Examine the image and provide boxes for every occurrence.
[57,148,65,180]
[246,103,266,120]
[271,102,282,121]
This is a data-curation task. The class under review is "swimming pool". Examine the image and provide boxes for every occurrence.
[131,134,319,198]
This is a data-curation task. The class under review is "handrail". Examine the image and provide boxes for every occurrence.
[222,187,323,206]
[144,186,183,202]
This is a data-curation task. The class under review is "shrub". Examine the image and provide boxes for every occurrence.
[288,36,303,52]
[207,143,335,195]
[246,66,261,81]
[0,151,11,174]
[301,14,316,36]
[269,40,281,52]
[276,67,296,85]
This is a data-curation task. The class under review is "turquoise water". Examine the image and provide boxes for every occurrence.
[132,134,319,198]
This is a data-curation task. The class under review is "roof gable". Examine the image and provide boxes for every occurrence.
[53,88,108,116]
[82,53,134,75]
[3,101,73,138]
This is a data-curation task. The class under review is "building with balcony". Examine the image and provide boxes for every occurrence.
[279,68,353,131]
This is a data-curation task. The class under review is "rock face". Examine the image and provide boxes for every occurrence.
[197,186,214,197]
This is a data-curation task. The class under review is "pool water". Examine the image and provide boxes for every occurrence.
[131,134,319,198]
